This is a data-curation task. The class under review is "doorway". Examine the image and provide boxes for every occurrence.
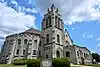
[81,57,84,65]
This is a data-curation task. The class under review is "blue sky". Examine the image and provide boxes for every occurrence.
[0,0,100,54]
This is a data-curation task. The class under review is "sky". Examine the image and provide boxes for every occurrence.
[0,0,100,54]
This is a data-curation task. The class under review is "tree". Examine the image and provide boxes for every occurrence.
[91,53,100,62]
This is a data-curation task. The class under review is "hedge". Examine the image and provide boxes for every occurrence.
[13,59,30,65]
[13,58,70,67]
[52,58,70,67]
[27,59,40,67]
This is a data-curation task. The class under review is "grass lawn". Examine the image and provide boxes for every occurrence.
[0,64,26,67]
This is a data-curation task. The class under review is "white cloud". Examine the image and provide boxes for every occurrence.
[82,32,93,39]
[36,0,100,25]
[96,37,100,41]
[2,0,38,14]
[97,43,100,47]
[25,8,38,14]
[36,0,82,18]
[87,35,93,38]
[0,2,36,46]
[67,0,100,25]
[72,28,75,30]
[82,32,87,38]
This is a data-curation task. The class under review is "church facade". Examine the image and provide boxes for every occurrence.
[0,4,92,64]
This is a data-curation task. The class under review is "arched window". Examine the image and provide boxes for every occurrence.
[56,50,60,58]
[24,39,28,44]
[57,34,60,43]
[77,51,80,58]
[33,50,36,55]
[46,18,48,28]
[18,39,21,45]
[55,16,57,27]
[46,54,48,59]
[66,52,70,57]
[34,40,37,45]
[49,16,52,27]
[39,41,41,46]
[16,49,19,55]
[39,51,41,56]
[23,49,25,55]
[46,34,49,44]
[58,18,60,28]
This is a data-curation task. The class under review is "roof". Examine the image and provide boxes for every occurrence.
[23,28,42,35]
[6,28,43,38]
[73,44,91,52]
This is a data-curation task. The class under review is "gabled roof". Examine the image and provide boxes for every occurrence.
[6,28,44,39]
[23,28,42,35]
[73,44,91,53]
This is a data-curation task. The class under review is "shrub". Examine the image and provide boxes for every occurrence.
[13,59,30,65]
[27,59,40,67]
[13,59,26,65]
[52,58,70,67]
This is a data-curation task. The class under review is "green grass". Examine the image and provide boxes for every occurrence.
[0,64,26,67]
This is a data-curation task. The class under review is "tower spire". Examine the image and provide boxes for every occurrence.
[51,4,55,9]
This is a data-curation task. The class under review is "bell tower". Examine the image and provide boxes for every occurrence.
[42,4,65,59]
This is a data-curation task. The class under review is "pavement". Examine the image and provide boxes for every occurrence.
[70,64,94,67]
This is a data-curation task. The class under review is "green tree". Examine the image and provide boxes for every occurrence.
[91,53,100,62]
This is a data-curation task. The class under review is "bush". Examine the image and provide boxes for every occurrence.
[14,58,70,67]
[27,59,40,67]
[13,59,30,65]
[52,58,70,67]
[13,59,25,65]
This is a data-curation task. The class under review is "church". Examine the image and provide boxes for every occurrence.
[0,4,92,64]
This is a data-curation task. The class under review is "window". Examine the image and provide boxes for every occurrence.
[46,54,48,59]
[66,52,70,57]
[23,49,25,55]
[46,18,48,28]
[16,49,19,55]
[39,41,41,46]
[58,18,60,28]
[84,53,85,57]
[24,39,28,44]
[49,16,51,27]
[18,39,21,45]
[46,34,49,44]
[57,34,60,43]
[33,50,36,55]
[55,16,57,27]
[56,50,60,58]
[29,40,32,45]
[39,51,41,56]
[66,41,69,45]
[77,51,79,58]
[34,40,37,45]
[6,55,8,57]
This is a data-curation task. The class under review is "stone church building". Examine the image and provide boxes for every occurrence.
[0,4,92,64]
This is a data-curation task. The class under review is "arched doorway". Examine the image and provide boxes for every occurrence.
[56,50,60,58]
[66,51,70,57]
[81,57,84,65]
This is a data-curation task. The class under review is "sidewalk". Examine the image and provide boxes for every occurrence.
[71,64,94,67]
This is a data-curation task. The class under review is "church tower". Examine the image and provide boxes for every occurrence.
[41,4,65,59]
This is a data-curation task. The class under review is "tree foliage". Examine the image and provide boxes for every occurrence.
[91,53,100,62]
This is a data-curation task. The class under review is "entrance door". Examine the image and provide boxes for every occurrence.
[81,57,84,65]
[56,50,60,58]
